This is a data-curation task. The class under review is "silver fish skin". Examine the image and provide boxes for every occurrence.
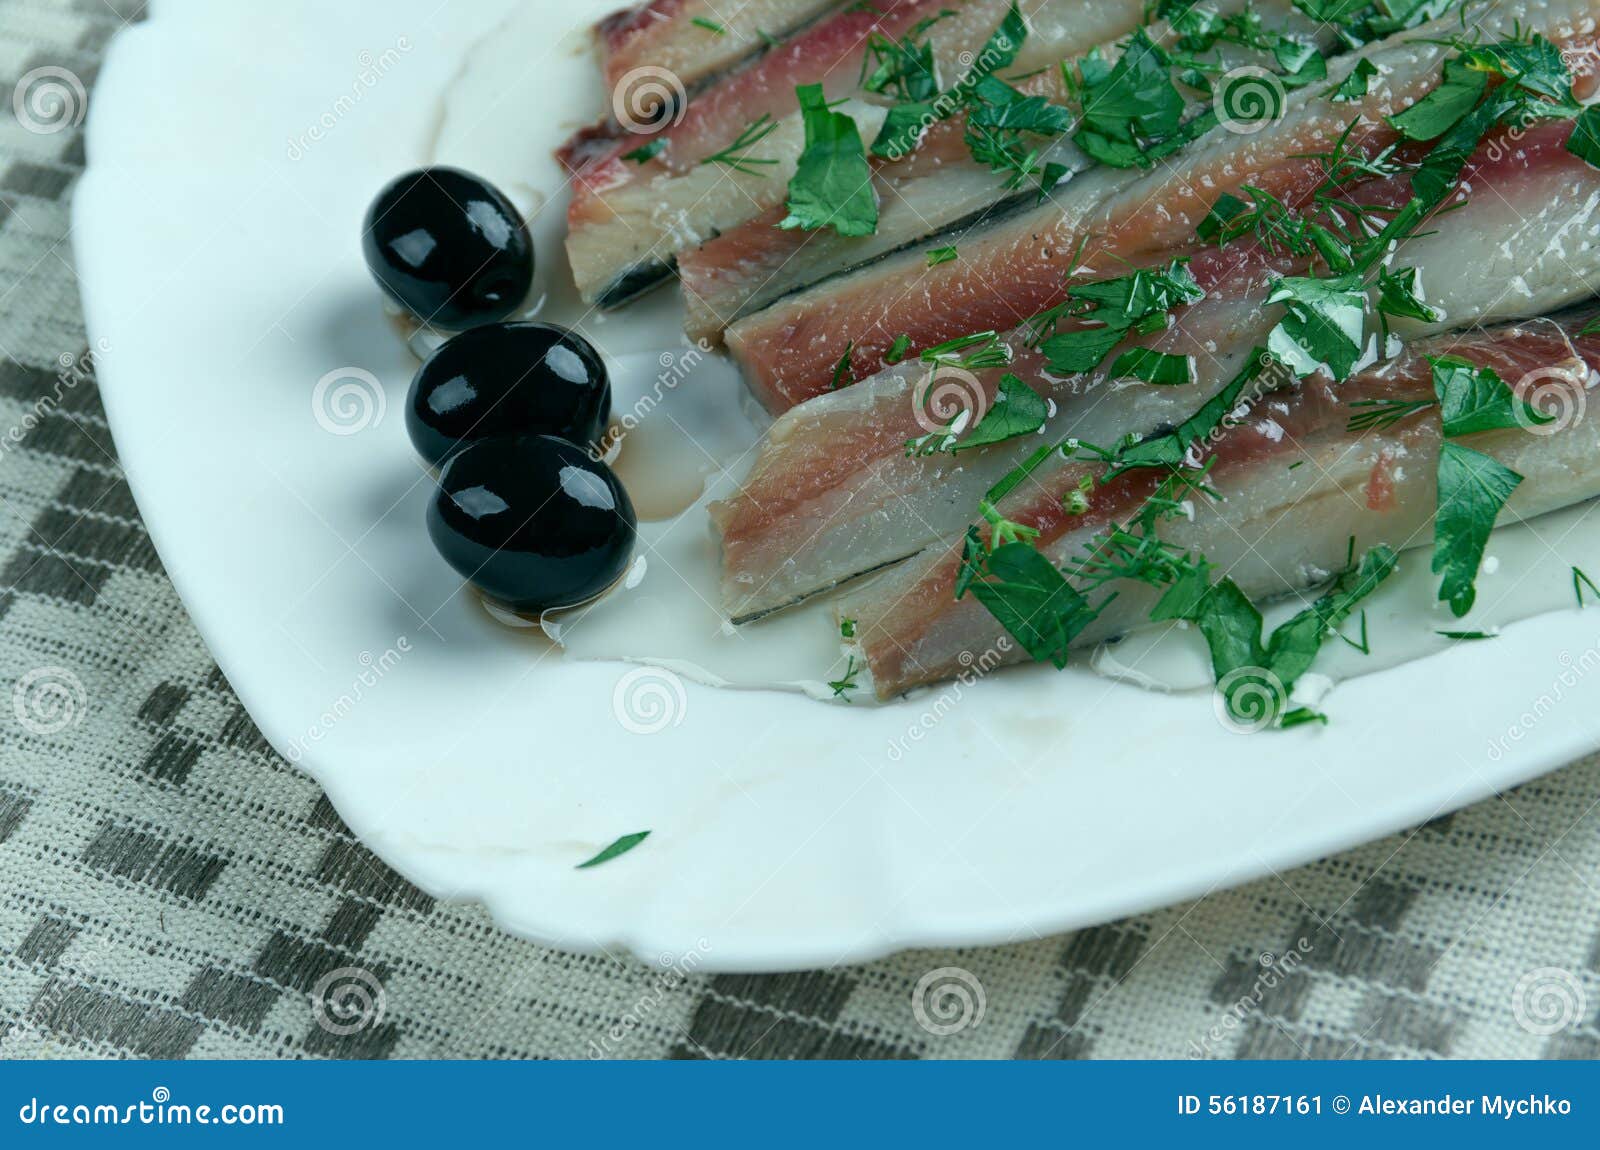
[723,0,1600,409]
[837,311,1600,699]
[713,118,1600,622]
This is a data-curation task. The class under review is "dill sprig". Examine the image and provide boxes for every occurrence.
[700,115,781,176]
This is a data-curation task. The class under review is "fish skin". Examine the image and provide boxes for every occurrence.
[678,0,1328,343]
[595,0,848,101]
[839,312,1600,699]
[564,0,1154,306]
[712,117,1600,622]
[724,0,1600,409]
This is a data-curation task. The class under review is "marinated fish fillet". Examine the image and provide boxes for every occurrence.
[725,0,1600,409]
[838,312,1600,699]
[712,118,1600,621]
[678,0,1328,342]
[564,0,1153,307]
[595,0,847,100]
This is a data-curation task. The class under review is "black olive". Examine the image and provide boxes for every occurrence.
[406,323,612,467]
[428,435,636,613]
[363,167,533,328]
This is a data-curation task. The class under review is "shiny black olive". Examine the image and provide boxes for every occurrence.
[406,323,612,467]
[362,167,533,328]
[428,435,636,613]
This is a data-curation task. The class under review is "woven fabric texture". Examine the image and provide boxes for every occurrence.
[2,0,1599,1060]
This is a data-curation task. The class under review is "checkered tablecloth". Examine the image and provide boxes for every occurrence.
[2,0,1598,1060]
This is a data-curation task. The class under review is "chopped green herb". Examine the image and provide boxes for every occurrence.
[1067,30,1188,169]
[701,114,781,175]
[1266,272,1367,380]
[1432,441,1521,617]
[576,831,650,869]
[1390,59,1488,141]
[690,16,725,34]
[1328,58,1378,101]
[1345,397,1435,434]
[830,342,853,390]
[1110,347,1194,385]
[1377,267,1437,324]
[1032,260,1203,376]
[840,617,858,638]
[953,373,1049,452]
[1575,566,1600,606]
[926,245,959,267]
[919,330,1013,370]
[1437,629,1497,640]
[623,138,667,164]
[782,85,878,235]
[885,333,913,364]
[829,656,861,698]
[1431,354,1552,437]
[860,12,948,103]
[1568,104,1600,169]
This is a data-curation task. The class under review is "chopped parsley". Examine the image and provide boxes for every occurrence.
[926,245,959,267]
[781,85,878,236]
[1575,567,1600,606]
[690,16,725,34]
[1432,441,1519,617]
[1029,260,1204,377]
[576,831,650,869]
[1328,57,1377,101]
[623,138,667,164]
[830,342,853,390]
[885,333,913,364]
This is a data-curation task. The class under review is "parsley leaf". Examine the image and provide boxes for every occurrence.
[1110,347,1194,385]
[576,831,650,869]
[623,138,666,164]
[1376,266,1437,323]
[1390,58,1487,141]
[1431,354,1551,436]
[1070,30,1187,168]
[1266,272,1367,379]
[1329,58,1377,101]
[781,85,878,236]
[1432,441,1521,616]
[1568,104,1600,169]
[952,373,1049,452]
[926,245,959,266]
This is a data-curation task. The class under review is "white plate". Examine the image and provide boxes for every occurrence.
[75,0,1600,970]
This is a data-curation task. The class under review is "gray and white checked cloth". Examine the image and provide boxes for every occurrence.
[2,0,1599,1060]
